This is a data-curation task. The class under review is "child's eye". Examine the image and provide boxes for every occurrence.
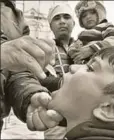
[90,10,96,15]
[87,64,94,72]
[82,13,86,18]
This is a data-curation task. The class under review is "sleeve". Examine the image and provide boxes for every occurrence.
[4,71,49,122]
[90,23,114,52]
[0,70,11,121]
[40,75,62,92]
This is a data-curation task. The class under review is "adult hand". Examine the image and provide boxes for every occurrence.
[73,45,94,64]
[26,92,63,131]
[1,36,55,79]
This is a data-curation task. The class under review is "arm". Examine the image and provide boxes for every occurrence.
[89,23,114,52]
[4,72,63,130]
[4,71,49,122]
[69,23,114,64]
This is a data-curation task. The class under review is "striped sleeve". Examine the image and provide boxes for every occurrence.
[102,26,114,38]
[90,24,114,51]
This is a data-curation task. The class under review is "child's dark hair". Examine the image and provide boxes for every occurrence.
[93,47,114,67]
[104,82,114,95]
[1,0,18,17]
[94,47,114,95]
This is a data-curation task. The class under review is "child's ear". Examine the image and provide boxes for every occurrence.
[93,97,114,122]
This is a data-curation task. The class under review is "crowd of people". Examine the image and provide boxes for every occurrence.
[1,0,114,140]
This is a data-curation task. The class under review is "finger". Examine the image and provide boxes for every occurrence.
[38,107,59,128]
[47,110,63,122]
[30,94,41,108]
[41,39,55,46]
[26,105,37,130]
[21,39,46,68]
[30,92,52,108]
[26,112,36,131]
[41,39,56,65]
[33,39,53,66]
[32,109,47,131]
[20,50,46,79]
[73,52,84,61]
[73,55,82,63]
[38,92,52,107]
[45,64,57,77]
[68,48,77,58]
[5,48,46,79]
[74,59,83,64]
[71,51,80,59]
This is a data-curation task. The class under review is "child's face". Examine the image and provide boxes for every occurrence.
[48,56,114,131]
[81,9,98,29]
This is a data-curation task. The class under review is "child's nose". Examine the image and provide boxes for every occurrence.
[86,13,92,19]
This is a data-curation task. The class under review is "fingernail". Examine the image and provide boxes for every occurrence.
[40,72,46,79]
[47,110,56,116]
[50,59,55,65]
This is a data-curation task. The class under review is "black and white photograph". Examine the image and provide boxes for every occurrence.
[1,0,114,139]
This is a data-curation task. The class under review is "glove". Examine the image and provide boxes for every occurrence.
[1,36,55,79]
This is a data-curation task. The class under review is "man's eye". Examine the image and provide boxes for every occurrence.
[53,16,60,20]
[87,64,94,72]
[64,15,71,19]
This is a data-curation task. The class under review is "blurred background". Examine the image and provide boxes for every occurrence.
[16,1,114,39]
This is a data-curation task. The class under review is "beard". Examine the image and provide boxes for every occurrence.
[58,34,70,41]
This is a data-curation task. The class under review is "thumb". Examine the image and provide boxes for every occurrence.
[38,92,52,107]
[31,92,52,108]
[47,110,63,122]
